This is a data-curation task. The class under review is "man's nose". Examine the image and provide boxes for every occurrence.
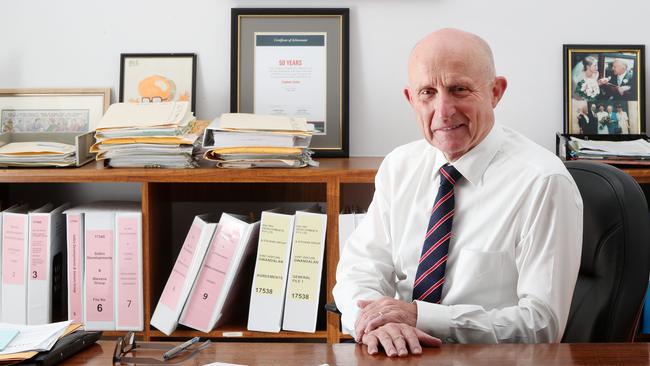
[434,92,456,119]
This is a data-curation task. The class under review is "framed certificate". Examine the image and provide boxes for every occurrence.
[231,8,349,157]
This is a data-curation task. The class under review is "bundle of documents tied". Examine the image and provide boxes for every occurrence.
[203,113,318,168]
[91,101,202,168]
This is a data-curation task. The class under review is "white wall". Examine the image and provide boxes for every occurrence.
[2,0,649,156]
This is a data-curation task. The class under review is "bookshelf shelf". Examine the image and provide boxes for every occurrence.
[0,157,381,344]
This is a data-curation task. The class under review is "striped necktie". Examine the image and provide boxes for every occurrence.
[412,164,463,303]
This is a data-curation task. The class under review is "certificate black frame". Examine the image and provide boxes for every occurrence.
[563,44,645,136]
[231,8,350,157]
[119,53,198,113]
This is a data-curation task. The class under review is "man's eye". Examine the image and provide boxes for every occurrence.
[451,86,470,95]
[419,89,436,97]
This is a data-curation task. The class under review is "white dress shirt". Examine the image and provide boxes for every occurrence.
[333,124,583,343]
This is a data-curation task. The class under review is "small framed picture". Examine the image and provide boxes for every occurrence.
[0,88,110,133]
[564,45,645,135]
[119,53,197,112]
[231,8,349,157]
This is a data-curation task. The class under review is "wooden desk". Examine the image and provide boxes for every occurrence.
[66,340,650,365]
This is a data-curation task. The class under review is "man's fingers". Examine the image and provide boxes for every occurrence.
[375,329,398,357]
[355,299,381,340]
[355,311,375,342]
[355,321,365,343]
[356,299,373,309]
[415,328,442,347]
[362,333,379,355]
[355,313,377,341]
[400,326,422,354]
[383,325,408,357]
[364,311,391,334]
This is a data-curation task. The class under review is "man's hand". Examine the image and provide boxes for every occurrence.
[354,296,417,342]
[617,85,631,96]
[361,323,441,357]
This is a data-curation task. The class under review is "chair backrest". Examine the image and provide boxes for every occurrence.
[562,161,650,342]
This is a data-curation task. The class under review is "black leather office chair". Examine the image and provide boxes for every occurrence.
[562,161,650,342]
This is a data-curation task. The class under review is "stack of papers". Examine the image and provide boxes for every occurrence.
[91,102,202,168]
[0,320,79,364]
[0,141,76,167]
[568,137,650,160]
[203,113,317,168]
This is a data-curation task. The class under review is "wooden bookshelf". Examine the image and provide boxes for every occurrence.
[3,158,648,344]
[0,157,381,344]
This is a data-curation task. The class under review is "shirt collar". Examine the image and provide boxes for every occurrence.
[432,123,504,186]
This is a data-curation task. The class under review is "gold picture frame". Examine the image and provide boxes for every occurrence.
[564,45,645,135]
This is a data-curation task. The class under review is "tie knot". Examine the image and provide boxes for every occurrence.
[439,164,462,187]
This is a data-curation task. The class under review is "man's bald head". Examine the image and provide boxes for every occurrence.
[408,28,496,86]
[403,28,507,162]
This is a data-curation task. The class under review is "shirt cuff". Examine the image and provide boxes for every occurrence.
[415,300,452,341]
[340,307,358,335]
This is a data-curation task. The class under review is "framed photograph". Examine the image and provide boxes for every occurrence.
[231,8,349,157]
[120,53,197,112]
[0,88,110,133]
[564,45,645,135]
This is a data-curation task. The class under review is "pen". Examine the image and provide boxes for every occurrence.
[163,336,200,360]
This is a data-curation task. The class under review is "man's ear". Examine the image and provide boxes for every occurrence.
[404,87,414,106]
[491,76,508,108]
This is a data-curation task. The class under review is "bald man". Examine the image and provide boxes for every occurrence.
[333,29,583,356]
[601,59,636,100]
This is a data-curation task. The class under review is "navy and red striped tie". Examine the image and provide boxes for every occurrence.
[413,164,463,303]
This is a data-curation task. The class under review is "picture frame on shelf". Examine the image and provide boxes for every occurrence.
[231,8,349,157]
[0,88,110,133]
[120,53,197,113]
[563,44,645,136]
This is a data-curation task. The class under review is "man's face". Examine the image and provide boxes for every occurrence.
[607,106,613,113]
[612,61,626,76]
[405,52,503,161]
[591,104,596,111]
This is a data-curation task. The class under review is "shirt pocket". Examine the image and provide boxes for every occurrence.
[445,248,517,310]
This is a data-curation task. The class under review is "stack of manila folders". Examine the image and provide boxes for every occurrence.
[203,113,318,168]
[0,141,76,167]
[91,101,204,168]
[0,320,79,364]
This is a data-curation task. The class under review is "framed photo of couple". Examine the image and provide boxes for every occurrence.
[564,44,645,135]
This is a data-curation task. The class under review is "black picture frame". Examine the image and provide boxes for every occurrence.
[119,53,197,113]
[231,8,349,157]
[563,44,645,136]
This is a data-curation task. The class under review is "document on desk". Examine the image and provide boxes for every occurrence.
[569,137,650,157]
[0,319,72,355]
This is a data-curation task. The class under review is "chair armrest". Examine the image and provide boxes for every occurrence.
[324,301,341,314]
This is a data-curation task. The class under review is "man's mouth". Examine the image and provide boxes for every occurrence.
[435,124,463,132]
